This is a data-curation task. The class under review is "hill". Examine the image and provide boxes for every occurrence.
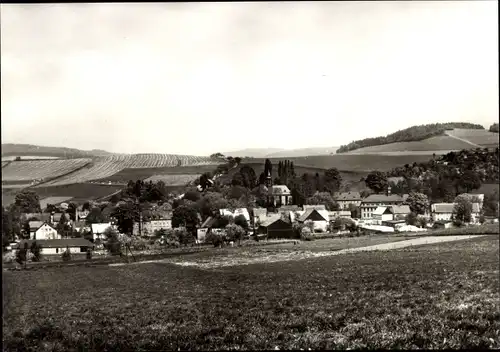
[336,122,486,154]
[223,148,286,158]
[1,143,114,158]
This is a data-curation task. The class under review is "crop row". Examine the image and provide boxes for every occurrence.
[1,159,92,182]
[37,155,218,186]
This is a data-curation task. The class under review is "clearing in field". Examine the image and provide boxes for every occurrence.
[445,128,499,148]
[3,236,498,350]
[1,158,92,182]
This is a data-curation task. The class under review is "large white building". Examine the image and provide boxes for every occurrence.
[29,221,61,240]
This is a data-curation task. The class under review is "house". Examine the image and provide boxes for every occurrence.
[257,215,294,239]
[470,203,482,223]
[133,214,173,237]
[431,203,454,222]
[29,222,60,240]
[360,193,405,219]
[15,238,94,255]
[328,210,352,220]
[75,209,90,222]
[381,219,407,228]
[297,208,329,232]
[373,207,394,225]
[391,205,411,220]
[332,192,362,210]
[91,223,113,241]
[52,212,71,224]
[267,185,292,207]
[433,220,453,229]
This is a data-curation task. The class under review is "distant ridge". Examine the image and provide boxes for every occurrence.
[223,147,339,158]
[1,143,115,158]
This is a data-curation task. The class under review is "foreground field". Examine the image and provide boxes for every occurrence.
[3,236,498,350]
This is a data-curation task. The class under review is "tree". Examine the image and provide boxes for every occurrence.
[56,213,71,238]
[183,189,201,202]
[225,223,246,244]
[14,190,41,213]
[483,190,499,217]
[489,123,499,133]
[44,203,58,213]
[405,192,430,215]
[305,192,338,211]
[172,205,200,232]
[196,191,229,219]
[453,194,473,223]
[174,227,195,247]
[231,173,244,186]
[239,165,257,189]
[234,214,249,231]
[16,242,28,267]
[264,159,273,179]
[457,170,482,193]
[30,241,42,262]
[85,207,109,225]
[365,171,388,194]
[111,201,139,235]
[324,168,342,193]
[405,212,418,226]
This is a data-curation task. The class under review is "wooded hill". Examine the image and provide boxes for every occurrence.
[336,122,485,154]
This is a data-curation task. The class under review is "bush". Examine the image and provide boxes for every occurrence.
[162,229,180,248]
[225,224,246,244]
[300,227,314,241]
[30,242,42,262]
[130,236,148,251]
[61,248,71,262]
[26,252,35,262]
[453,219,464,228]
[86,249,92,260]
[479,215,486,224]
[16,244,28,265]
[206,231,225,247]
[3,251,16,264]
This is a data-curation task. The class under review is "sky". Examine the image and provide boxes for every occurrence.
[1,1,498,156]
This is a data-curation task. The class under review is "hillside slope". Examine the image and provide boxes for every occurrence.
[336,122,485,154]
[1,143,114,158]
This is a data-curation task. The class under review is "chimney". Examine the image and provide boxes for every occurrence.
[387,185,391,196]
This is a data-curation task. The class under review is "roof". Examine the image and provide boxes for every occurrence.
[259,214,282,227]
[373,207,393,216]
[391,205,411,214]
[23,213,51,222]
[253,208,267,217]
[387,176,405,184]
[268,185,291,195]
[15,238,94,249]
[303,204,327,211]
[362,194,404,203]
[328,210,351,217]
[298,208,328,222]
[73,221,89,229]
[333,192,361,201]
[29,221,45,231]
[220,208,250,222]
[278,205,302,212]
[359,225,395,233]
[91,223,112,234]
[431,203,454,213]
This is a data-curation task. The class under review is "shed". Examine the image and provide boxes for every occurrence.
[15,238,94,255]
[258,216,294,239]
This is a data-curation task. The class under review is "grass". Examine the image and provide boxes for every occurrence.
[445,128,499,147]
[95,165,217,183]
[4,236,498,350]
[424,224,499,236]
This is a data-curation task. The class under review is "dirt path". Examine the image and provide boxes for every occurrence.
[444,131,481,148]
[109,235,487,269]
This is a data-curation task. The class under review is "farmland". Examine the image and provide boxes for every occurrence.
[249,154,435,172]
[344,135,475,154]
[39,196,75,209]
[1,159,92,182]
[3,236,499,350]
[35,154,218,187]
[445,128,499,148]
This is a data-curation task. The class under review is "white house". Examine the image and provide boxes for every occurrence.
[133,217,172,237]
[373,207,394,225]
[297,208,329,232]
[252,208,268,226]
[29,221,61,240]
[267,185,292,207]
[333,192,362,210]
[360,194,405,219]
[15,238,94,255]
[431,203,454,222]
[219,208,251,222]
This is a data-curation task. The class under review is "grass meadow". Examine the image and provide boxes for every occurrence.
[3,236,499,351]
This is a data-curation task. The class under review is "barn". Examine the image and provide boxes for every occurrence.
[258,216,295,239]
[15,238,94,255]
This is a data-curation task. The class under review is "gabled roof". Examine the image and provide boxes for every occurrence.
[362,194,404,203]
[278,205,301,212]
[259,214,281,227]
[298,208,328,222]
[391,205,411,214]
[333,192,361,201]
[373,207,393,216]
[15,238,94,249]
[23,213,51,222]
[431,203,454,213]
[268,185,291,195]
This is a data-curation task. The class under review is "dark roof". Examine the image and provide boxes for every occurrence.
[333,192,361,201]
[53,213,71,222]
[23,213,51,222]
[362,194,404,203]
[15,238,94,249]
[200,216,217,228]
